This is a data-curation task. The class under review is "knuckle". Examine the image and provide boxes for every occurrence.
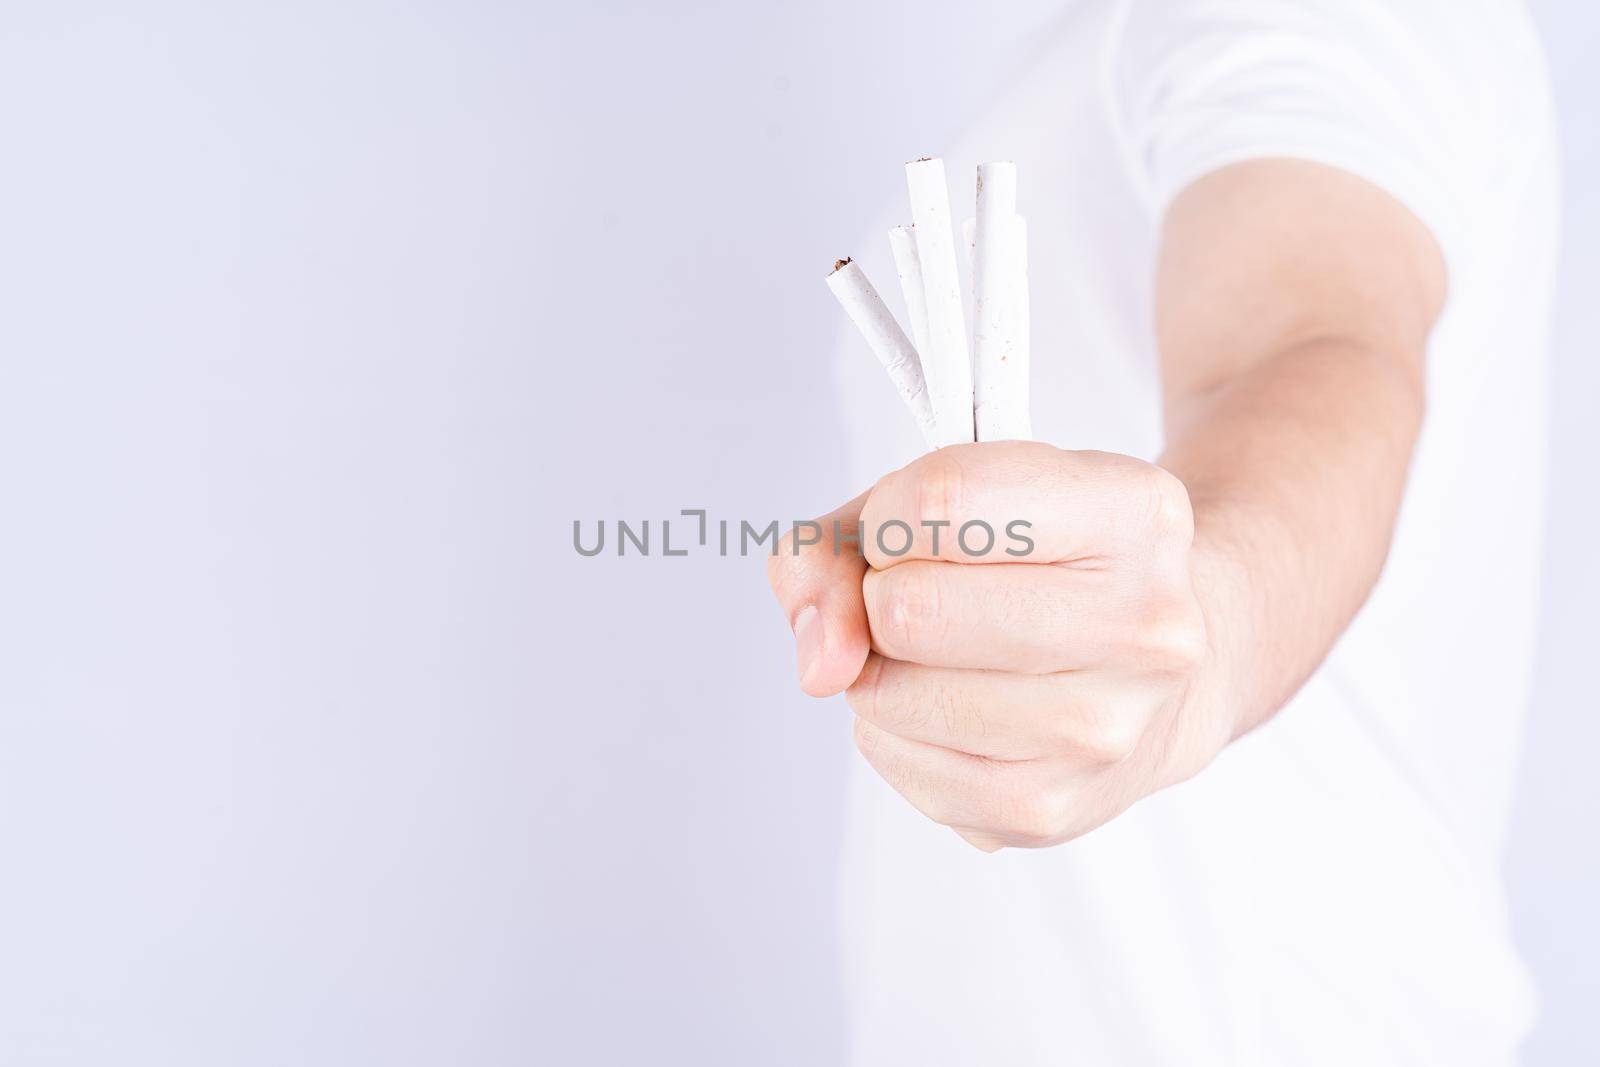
[1135,595,1207,673]
[849,657,991,746]
[852,716,882,760]
[877,567,949,655]
[847,658,934,736]
[1041,711,1084,755]
[1073,711,1144,764]
[916,453,967,527]
[989,784,1069,846]
[1040,681,1143,763]
[1138,465,1195,545]
[855,719,936,813]
[843,654,885,718]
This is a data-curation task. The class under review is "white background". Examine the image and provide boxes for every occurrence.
[0,2,1593,1064]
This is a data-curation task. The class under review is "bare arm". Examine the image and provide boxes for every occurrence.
[768,159,1449,848]
[1157,159,1445,749]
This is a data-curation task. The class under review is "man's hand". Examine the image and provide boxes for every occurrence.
[769,441,1226,851]
[771,160,1445,851]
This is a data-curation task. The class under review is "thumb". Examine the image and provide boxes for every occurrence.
[766,491,872,697]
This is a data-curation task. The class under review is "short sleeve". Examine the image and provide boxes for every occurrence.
[1104,0,1552,288]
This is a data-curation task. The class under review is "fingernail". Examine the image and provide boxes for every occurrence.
[792,604,824,687]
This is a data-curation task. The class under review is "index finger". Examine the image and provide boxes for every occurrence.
[857,442,1184,568]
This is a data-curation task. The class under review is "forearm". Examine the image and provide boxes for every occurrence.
[773,160,1450,848]
[1159,335,1425,744]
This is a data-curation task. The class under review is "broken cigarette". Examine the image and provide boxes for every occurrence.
[887,226,931,359]
[905,157,974,446]
[826,258,939,448]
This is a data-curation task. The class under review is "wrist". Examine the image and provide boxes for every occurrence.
[1156,494,1271,786]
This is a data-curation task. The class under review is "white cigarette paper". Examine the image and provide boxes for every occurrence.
[825,258,939,448]
[1001,215,1032,438]
[905,158,974,446]
[972,162,1032,441]
[886,226,931,361]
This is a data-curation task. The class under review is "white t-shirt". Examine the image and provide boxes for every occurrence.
[831,2,1559,1064]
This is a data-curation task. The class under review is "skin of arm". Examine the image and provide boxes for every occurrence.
[768,158,1446,850]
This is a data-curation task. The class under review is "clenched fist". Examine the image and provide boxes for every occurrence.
[768,441,1232,851]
